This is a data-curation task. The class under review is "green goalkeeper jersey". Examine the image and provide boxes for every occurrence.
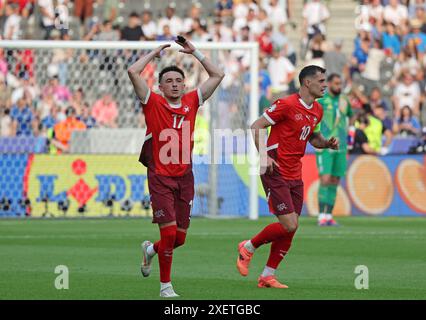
[316,92,353,152]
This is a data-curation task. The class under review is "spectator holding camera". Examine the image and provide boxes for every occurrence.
[393,105,422,136]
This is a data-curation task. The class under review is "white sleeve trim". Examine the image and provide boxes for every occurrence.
[266,143,279,151]
[144,133,152,141]
[197,88,204,106]
[141,89,151,105]
[263,112,276,125]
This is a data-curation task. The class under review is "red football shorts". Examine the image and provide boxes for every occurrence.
[260,171,304,216]
[147,169,194,229]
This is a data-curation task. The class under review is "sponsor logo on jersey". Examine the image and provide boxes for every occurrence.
[305,115,311,121]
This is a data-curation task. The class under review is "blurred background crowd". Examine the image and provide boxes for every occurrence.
[1,0,426,155]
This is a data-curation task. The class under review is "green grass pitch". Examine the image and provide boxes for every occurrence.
[0,216,425,300]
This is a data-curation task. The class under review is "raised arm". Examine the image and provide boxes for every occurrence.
[127,44,171,102]
[175,37,225,102]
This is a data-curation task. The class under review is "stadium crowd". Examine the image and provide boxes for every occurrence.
[0,0,426,154]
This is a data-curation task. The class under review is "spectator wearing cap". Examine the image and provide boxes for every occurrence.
[120,12,144,41]
[267,44,295,101]
[52,106,86,153]
[141,10,157,40]
[91,92,118,128]
[382,22,401,56]
[402,18,426,54]
[383,0,408,26]
[393,105,422,136]
[157,3,183,37]
[323,38,349,81]
[10,97,36,136]
[3,3,21,40]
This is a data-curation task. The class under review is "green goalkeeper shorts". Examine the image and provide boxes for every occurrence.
[315,149,348,177]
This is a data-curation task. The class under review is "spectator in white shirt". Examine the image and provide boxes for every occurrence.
[3,3,21,40]
[263,0,287,30]
[267,44,295,100]
[141,10,156,40]
[392,71,421,117]
[246,8,262,37]
[210,17,233,42]
[157,3,183,36]
[369,0,384,24]
[302,0,330,39]
[38,0,55,39]
[383,0,408,26]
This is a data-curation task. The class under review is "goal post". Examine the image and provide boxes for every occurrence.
[0,40,259,220]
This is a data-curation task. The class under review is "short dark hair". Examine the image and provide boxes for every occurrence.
[327,73,341,82]
[299,65,326,86]
[159,65,185,83]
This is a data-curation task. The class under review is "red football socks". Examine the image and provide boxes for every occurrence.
[266,231,296,269]
[174,230,186,248]
[153,229,186,252]
[157,225,177,283]
[251,222,290,248]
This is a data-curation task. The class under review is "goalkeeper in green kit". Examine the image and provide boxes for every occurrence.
[315,73,354,226]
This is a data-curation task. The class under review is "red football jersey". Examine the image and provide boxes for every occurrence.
[139,89,203,177]
[263,93,323,180]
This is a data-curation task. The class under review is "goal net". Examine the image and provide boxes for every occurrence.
[0,41,260,219]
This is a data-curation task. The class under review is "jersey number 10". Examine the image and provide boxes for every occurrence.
[299,125,311,141]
